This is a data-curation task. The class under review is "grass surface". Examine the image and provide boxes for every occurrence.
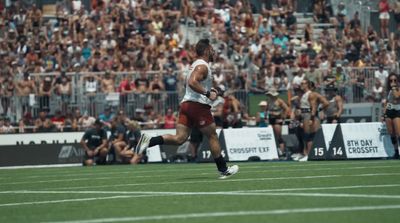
[0,160,399,223]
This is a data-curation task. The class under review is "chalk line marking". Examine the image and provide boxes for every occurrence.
[43,204,400,223]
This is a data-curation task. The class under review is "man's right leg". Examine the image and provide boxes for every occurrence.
[136,124,190,154]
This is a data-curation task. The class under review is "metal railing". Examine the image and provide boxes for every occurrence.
[0,67,394,122]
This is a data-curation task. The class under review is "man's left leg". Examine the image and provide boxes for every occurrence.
[200,123,239,179]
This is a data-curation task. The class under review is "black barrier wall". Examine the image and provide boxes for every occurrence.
[0,143,84,166]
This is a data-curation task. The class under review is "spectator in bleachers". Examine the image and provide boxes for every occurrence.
[313,0,330,23]
[349,11,361,30]
[223,90,242,128]
[142,103,161,129]
[16,72,36,117]
[394,0,400,31]
[375,64,389,86]
[256,100,268,127]
[63,111,78,132]
[101,70,116,93]
[379,0,391,38]
[305,63,323,89]
[163,107,176,129]
[1,74,14,116]
[292,69,305,89]
[34,109,57,132]
[51,109,65,131]
[273,32,289,50]
[134,61,150,93]
[372,78,384,102]
[56,75,72,114]
[78,111,96,130]
[98,107,114,129]
[1,117,15,133]
[0,0,399,133]
[82,73,99,115]
[285,8,297,32]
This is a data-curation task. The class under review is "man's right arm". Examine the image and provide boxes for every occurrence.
[80,132,91,152]
[188,64,208,95]
[188,64,217,100]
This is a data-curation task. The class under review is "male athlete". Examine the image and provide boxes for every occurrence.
[135,39,238,178]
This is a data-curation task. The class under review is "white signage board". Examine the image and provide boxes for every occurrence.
[223,127,279,161]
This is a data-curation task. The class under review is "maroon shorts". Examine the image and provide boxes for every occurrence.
[178,101,214,128]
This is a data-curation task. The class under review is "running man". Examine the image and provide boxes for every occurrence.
[265,89,290,157]
[384,73,400,159]
[297,79,329,161]
[135,39,238,178]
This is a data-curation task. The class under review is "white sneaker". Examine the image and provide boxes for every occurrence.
[219,165,239,179]
[291,153,302,160]
[298,155,308,162]
[135,133,151,154]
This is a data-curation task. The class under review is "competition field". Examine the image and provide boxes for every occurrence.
[0,160,400,223]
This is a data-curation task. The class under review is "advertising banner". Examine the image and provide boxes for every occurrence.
[223,127,279,161]
[308,124,338,160]
[328,123,395,159]
[0,130,166,167]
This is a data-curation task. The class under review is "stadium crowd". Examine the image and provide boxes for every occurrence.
[0,0,400,134]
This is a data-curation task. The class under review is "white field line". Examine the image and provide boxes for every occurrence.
[0,160,396,179]
[0,164,81,170]
[1,165,399,187]
[43,204,400,223]
[233,183,400,193]
[3,183,399,195]
[1,190,400,208]
[1,189,400,200]
[47,172,400,191]
[0,194,158,207]
[37,175,341,190]
[1,164,398,182]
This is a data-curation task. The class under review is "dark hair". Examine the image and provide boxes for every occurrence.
[195,39,210,56]
[386,72,398,92]
[302,78,312,88]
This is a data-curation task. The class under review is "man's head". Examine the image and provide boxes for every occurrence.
[301,79,311,92]
[325,84,338,97]
[94,119,103,130]
[195,39,215,62]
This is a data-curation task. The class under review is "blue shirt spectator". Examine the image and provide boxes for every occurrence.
[273,33,289,50]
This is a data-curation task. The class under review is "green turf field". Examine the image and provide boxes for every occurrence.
[0,160,400,223]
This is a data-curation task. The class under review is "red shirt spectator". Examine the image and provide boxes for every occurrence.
[163,108,176,129]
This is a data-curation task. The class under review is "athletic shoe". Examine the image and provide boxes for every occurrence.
[135,133,151,154]
[298,155,309,162]
[394,149,400,159]
[219,165,239,179]
[291,153,302,160]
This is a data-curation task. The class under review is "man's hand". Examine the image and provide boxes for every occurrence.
[86,150,95,157]
[208,88,219,101]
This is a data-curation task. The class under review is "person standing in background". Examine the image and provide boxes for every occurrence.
[265,89,290,157]
[324,84,344,124]
[383,73,400,159]
[379,0,391,38]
